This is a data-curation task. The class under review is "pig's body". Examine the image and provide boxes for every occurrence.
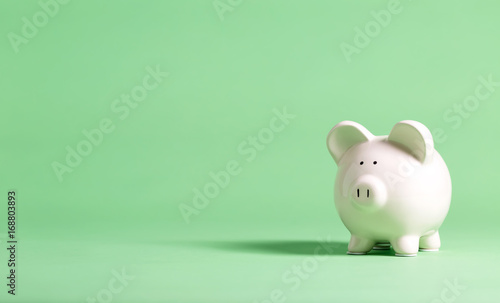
[327,121,452,256]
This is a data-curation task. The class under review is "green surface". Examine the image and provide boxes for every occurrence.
[1,0,500,302]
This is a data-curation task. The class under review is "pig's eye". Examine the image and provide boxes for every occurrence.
[373,161,378,165]
[360,161,364,165]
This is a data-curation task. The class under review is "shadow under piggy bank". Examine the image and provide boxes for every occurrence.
[202,240,353,256]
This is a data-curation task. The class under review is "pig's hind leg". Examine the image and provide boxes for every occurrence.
[419,231,440,252]
[373,242,391,250]
[347,235,375,255]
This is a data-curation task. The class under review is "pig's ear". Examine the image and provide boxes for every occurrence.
[388,120,434,163]
[327,121,374,163]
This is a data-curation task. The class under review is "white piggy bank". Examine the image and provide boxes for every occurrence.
[326,120,451,257]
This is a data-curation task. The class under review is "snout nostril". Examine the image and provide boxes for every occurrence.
[357,188,359,198]
[367,189,369,198]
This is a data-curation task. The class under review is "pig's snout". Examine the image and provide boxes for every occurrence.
[350,175,387,210]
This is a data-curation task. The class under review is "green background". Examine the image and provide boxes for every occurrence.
[1,0,500,302]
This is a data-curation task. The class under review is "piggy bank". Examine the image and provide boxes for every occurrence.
[326,120,451,257]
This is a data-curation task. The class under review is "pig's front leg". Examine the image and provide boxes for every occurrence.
[347,235,375,255]
[419,231,440,251]
[391,235,419,257]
